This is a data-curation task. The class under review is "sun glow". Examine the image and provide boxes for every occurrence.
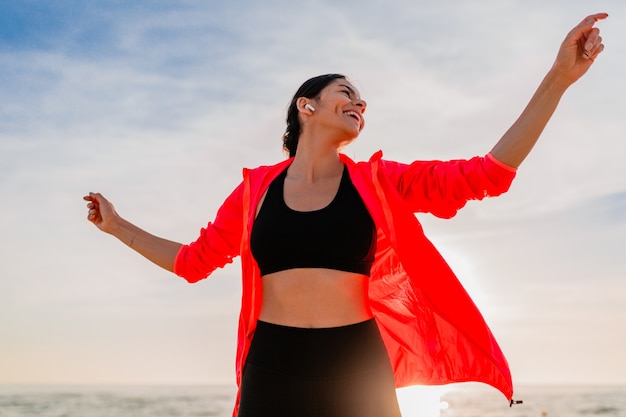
[396,386,449,417]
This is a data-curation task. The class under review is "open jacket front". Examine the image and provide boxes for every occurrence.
[174,151,517,416]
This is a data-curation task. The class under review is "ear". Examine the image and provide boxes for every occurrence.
[296,97,315,114]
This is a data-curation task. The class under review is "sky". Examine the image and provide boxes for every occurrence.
[1,0,625,395]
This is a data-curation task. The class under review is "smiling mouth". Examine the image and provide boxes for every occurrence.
[344,111,362,126]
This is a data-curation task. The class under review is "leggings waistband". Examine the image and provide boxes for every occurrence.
[245,318,390,378]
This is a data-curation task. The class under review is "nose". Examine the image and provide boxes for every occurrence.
[354,99,367,113]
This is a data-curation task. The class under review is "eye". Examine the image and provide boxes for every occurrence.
[342,90,351,97]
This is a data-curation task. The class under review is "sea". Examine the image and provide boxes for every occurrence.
[0,383,624,417]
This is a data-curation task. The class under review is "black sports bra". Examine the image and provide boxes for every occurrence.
[250,165,376,276]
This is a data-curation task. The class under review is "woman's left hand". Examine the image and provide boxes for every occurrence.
[551,13,608,85]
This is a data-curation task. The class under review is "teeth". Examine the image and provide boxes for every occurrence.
[344,111,360,121]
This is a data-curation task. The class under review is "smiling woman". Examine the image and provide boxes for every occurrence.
[84,13,608,417]
[282,73,366,158]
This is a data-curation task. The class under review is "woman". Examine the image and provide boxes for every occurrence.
[84,14,607,417]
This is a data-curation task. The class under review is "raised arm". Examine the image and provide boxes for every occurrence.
[84,192,182,272]
[490,13,608,168]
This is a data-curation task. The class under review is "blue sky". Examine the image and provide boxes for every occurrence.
[1,0,625,394]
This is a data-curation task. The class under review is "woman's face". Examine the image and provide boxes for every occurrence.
[311,79,367,139]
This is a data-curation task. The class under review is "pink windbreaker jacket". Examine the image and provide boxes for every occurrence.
[174,151,517,416]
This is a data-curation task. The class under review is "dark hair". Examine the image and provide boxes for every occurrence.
[282,73,346,157]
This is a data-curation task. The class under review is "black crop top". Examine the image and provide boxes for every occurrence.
[250,165,376,276]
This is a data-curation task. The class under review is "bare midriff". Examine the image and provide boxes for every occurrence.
[258,268,373,328]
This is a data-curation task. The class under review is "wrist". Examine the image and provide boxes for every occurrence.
[545,66,575,92]
[107,214,125,236]
[108,216,136,245]
[113,218,142,248]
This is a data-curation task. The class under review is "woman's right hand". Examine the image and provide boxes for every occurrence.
[83,192,119,234]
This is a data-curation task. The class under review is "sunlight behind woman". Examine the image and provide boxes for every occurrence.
[396,386,448,417]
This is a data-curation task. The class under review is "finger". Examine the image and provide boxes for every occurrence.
[583,28,601,52]
[84,192,102,201]
[587,43,605,61]
[590,35,604,53]
[569,13,608,42]
[578,13,608,27]
[88,192,108,205]
[87,209,102,221]
[582,32,605,61]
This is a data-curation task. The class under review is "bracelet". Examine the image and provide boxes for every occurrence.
[128,230,139,248]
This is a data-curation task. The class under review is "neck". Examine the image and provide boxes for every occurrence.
[289,141,344,183]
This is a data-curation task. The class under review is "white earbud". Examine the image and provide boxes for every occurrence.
[305,104,315,112]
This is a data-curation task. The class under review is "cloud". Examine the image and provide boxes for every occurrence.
[1,0,624,385]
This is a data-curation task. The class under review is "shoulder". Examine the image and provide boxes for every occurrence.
[238,158,293,206]
[340,150,428,170]
[244,158,292,179]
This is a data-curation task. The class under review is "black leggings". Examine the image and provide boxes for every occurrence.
[238,319,402,417]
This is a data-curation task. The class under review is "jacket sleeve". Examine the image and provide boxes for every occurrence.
[379,153,516,218]
[173,181,245,283]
